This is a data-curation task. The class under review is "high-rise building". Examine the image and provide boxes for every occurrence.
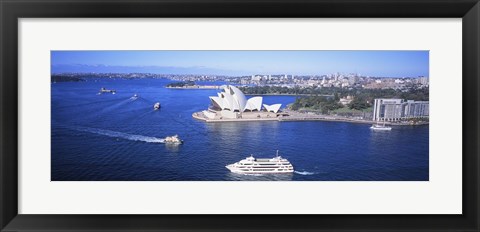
[418,76,429,85]
[251,75,262,81]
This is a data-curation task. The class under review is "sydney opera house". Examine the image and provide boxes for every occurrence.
[196,85,282,120]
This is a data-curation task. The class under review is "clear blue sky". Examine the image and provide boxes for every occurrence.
[51,50,429,77]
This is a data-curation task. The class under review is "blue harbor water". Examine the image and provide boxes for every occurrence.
[51,78,429,181]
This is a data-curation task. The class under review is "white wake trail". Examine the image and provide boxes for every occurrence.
[73,126,165,143]
[294,171,316,175]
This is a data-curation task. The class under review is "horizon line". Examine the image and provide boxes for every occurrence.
[51,72,429,78]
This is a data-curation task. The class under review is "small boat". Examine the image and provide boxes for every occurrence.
[164,134,183,144]
[154,102,161,110]
[370,125,392,131]
[131,94,138,100]
[226,150,294,174]
[98,87,116,94]
[370,120,392,131]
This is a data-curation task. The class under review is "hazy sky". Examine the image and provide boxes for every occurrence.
[51,50,429,77]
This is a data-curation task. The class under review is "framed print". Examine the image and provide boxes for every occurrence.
[1,0,479,231]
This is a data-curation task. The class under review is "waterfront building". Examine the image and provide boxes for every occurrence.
[373,98,429,121]
[404,100,429,118]
[208,85,282,119]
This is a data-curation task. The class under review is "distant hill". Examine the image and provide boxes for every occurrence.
[51,74,85,82]
[51,64,243,76]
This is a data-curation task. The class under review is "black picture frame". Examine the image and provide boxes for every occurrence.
[1,0,479,231]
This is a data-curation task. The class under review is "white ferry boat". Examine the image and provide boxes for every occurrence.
[226,150,294,174]
[164,135,183,144]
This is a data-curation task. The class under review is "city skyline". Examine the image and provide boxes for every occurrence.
[51,50,429,77]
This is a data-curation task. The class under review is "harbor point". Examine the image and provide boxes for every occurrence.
[192,85,428,125]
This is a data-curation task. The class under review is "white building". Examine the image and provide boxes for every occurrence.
[373,98,429,121]
[251,75,262,81]
[208,85,282,119]
[404,100,429,118]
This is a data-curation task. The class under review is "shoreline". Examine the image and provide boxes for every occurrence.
[192,111,429,126]
[165,86,329,96]
[166,85,220,89]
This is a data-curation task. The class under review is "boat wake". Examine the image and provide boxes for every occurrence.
[294,171,315,175]
[72,126,165,143]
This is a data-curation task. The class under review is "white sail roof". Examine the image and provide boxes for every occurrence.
[245,97,263,111]
[263,104,282,113]
[209,96,224,109]
[209,85,280,113]
[229,85,247,112]
[222,91,234,110]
